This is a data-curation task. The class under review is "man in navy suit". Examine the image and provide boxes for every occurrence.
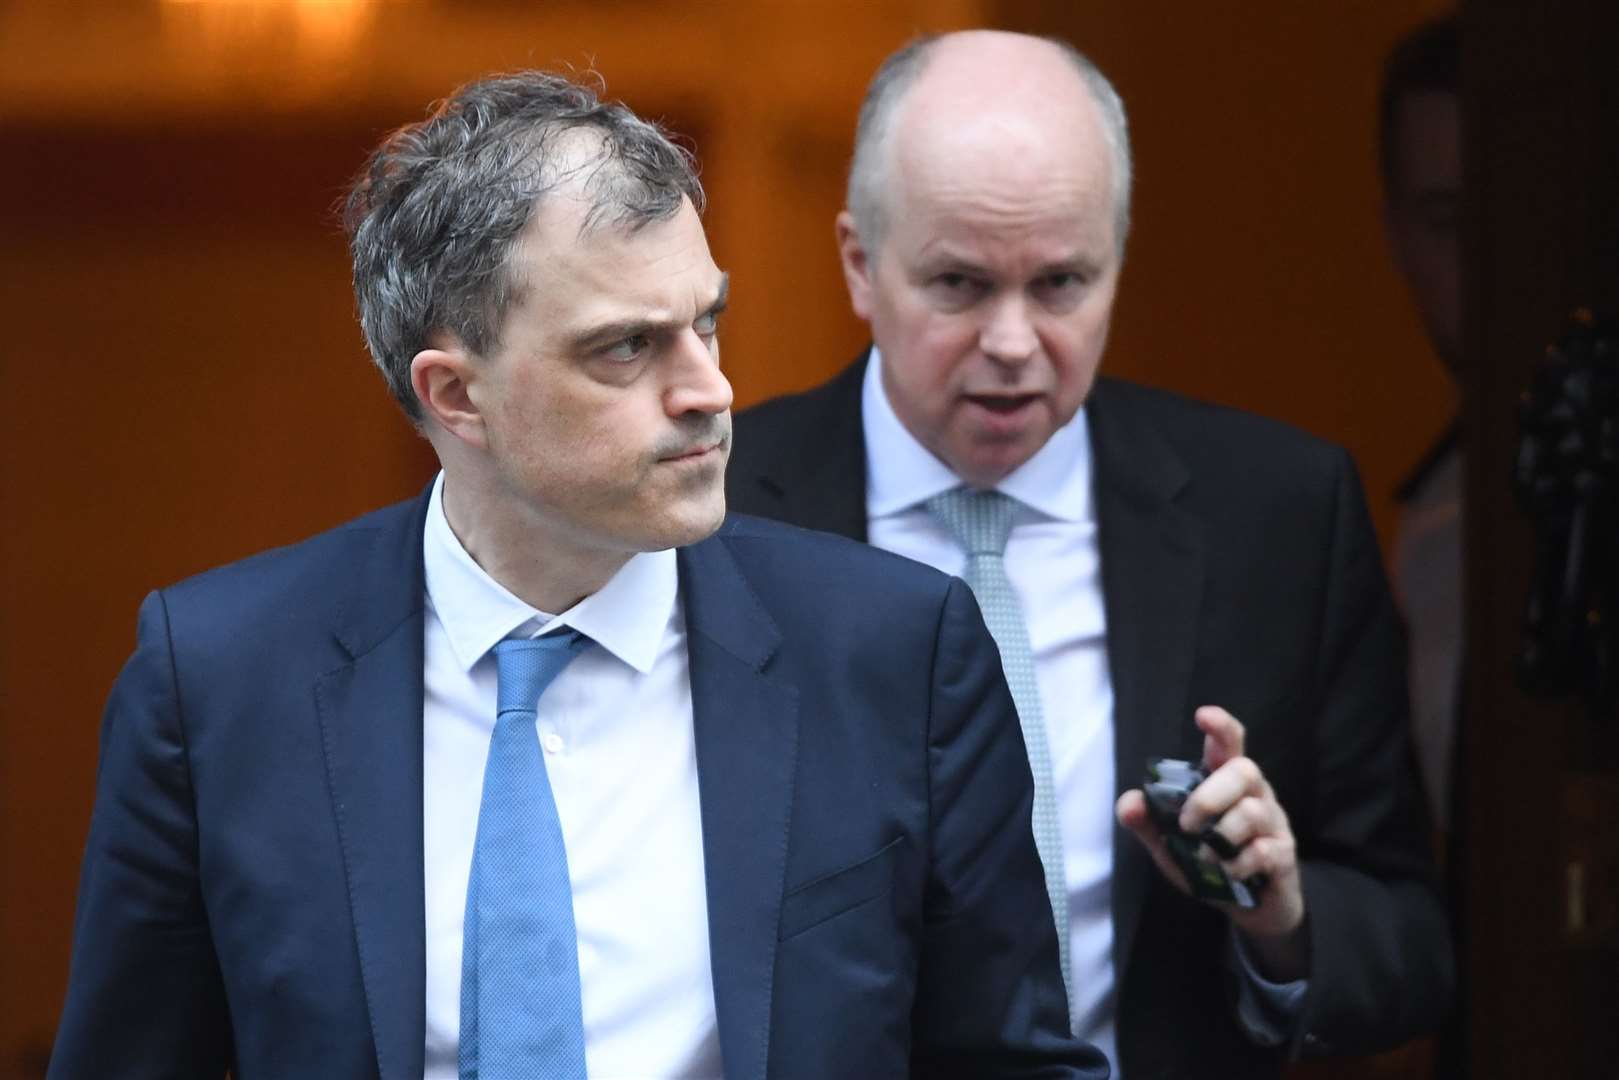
[50,71,1105,1078]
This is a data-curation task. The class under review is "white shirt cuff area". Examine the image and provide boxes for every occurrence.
[1226,929,1309,1047]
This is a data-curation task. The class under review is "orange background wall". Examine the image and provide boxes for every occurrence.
[1,1,1450,1072]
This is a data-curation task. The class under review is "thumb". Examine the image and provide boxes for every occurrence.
[1117,790,1192,896]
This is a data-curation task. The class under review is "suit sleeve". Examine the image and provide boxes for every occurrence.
[910,579,1110,1079]
[1291,450,1456,1057]
[49,591,234,1079]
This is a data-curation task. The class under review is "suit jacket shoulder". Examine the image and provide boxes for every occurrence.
[158,495,425,664]
[731,358,867,472]
[728,356,869,540]
[715,510,942,596]
[694,510,977,689]
[1087,375,1351,495]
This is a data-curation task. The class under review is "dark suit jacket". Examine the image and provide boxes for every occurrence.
[727,355,1455,1079]
[51,490,1107,1079]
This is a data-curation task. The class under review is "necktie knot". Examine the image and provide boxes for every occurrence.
[493,630,590,717]
[925,487,1018,556]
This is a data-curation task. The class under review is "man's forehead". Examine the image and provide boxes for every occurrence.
[502,195,720,327]
[887,119,1116,254]
[518,193,710,272]
[904,210,1114,274]
[911,108,1073,166]
[892,79,1111,208]
[905,124,1104,197]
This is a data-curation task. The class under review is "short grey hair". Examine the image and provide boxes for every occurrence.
[845,34,1133,254]
[343,69,704,421]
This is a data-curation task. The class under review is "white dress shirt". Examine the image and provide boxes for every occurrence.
[862,350,1305,1073]
[421,473,722,1080]
[861,351,1121,1068]
[1392,440,1463,832]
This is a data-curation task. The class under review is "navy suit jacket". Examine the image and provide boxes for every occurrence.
[727,356,1455,1079]
[51,491,1107,1079]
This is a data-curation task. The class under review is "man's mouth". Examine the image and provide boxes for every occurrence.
[964,393,1040,415]
[660,440,725,463]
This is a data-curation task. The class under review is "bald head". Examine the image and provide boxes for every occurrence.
[846,31,1132,255]
[834,31,1130,487]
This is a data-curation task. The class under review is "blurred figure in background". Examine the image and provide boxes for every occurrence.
[1382,12,1464,844]
[1380,16,1468,1079]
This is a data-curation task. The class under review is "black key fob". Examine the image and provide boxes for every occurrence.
[1142,757,1265,908]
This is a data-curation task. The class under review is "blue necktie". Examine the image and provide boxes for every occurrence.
[460,630,592,1080]
[926,488,1072,1007]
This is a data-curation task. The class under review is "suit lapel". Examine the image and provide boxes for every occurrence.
[678,532,798,1080]
[314,494,431,1080]
[1087,381,1205,982]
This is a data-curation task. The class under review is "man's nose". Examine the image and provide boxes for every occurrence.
[979,294,1038,365]
[665,328,734,416]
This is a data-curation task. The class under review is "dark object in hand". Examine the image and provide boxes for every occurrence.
[1142,758,1264,909]
[1514,308,1618,719]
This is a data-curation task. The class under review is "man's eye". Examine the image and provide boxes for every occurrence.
[603,334,651,363]
[929,273,987,304]
[694,310,720,337]
[1032,272,1087,309]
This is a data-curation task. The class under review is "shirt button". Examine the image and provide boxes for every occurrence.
[542,732,564,754]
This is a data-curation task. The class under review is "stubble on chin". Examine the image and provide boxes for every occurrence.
[635,463,728,550]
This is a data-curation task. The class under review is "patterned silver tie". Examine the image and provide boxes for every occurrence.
[926,488,1071,1004]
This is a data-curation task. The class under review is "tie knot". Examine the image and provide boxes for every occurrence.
[925,488,1018,556]
[492,630,590,716]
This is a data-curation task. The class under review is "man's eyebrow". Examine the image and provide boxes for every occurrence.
[914,245,985,270]
[1037,255,1103,276]
[566,272,730,352]
[912,252,1100,279]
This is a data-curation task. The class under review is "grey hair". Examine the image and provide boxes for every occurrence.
[845,34,1133,255]
[343,69,705,421]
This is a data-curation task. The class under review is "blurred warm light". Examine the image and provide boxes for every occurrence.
[161,0,377,57]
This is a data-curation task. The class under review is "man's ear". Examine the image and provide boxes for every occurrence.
[411,344,489,450]
[836,210,876,321]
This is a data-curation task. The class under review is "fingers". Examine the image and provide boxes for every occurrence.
[1217,832,1295,885]
[1178,755,1270,834]
[1122,772,1302,941]
[1196,793,1281,855]
[1196,705,1245,769]
[1115,788,1149,831]
[1116,790,1192,894]
[1127,709,1308,942]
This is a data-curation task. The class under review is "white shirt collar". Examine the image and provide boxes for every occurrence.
[861,346,1094,523]
[422,472,675,675]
